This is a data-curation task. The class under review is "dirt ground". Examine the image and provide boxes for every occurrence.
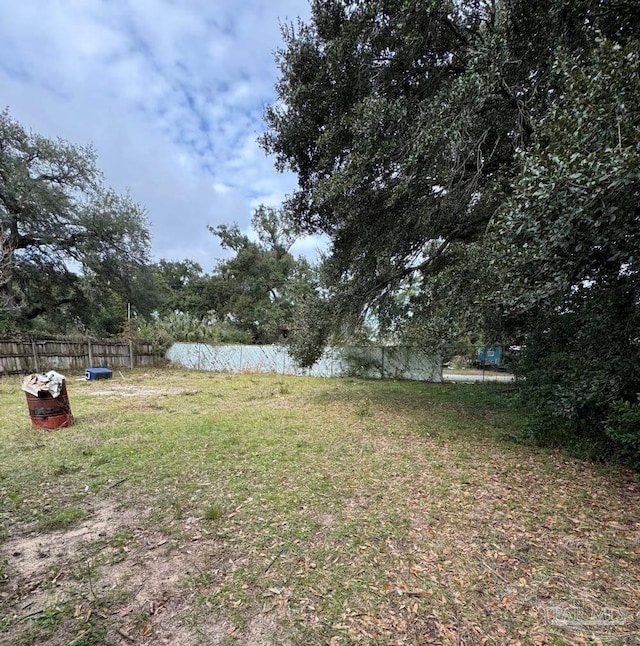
[1,498,276,645]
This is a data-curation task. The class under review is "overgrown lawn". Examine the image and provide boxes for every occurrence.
[0,369,638,645]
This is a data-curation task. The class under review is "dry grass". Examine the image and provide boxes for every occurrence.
[0,368,638,645]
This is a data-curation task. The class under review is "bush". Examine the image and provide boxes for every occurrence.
[605,399,640,466]
[134,312,252,356]
[512,281,640,466]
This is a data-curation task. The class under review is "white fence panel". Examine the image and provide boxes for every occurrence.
[167,343,442,382]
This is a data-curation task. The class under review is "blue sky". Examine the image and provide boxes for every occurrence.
[0,0,320,270]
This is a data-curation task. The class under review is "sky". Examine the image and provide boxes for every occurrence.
[0,0,320,271]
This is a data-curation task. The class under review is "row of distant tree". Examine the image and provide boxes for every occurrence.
[0,109,316,344]
[142,206,319,346]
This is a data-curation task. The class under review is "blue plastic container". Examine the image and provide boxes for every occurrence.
[85,367,113,380]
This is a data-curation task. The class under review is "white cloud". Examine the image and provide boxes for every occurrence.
[0,0,317,269]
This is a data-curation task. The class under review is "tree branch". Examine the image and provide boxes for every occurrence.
[23,294,79,320]
[364,239,452,301]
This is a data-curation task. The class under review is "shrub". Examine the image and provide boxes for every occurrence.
[605,399,640,466]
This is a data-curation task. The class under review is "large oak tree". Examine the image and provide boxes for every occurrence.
[263,0,640,461]
[0,110,153,335]
[262,0,637,346]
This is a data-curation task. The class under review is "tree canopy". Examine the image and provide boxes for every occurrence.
[485,39,640,458]
[207,205,317,344]
[0,110,153,335]
[263,0,638,339]
[151,259,212,319]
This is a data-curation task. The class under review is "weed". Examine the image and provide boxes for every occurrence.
[109,528,135,549]
[203,501,224,521]
[33,604,70,629]
[52,463,81,476]
[275,381,291,395]
[66,620,107,646]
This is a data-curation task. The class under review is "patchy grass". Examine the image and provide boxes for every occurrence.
[0,368,638,645]
[37,507,89,533]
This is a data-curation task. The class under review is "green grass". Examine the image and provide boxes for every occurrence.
[0,368,638,645]
[203,501,225,522]
[37,507,88,532]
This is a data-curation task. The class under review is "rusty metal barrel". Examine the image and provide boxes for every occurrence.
[24,379,74,429]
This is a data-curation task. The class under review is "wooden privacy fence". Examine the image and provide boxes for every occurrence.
[0,338,156,376]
